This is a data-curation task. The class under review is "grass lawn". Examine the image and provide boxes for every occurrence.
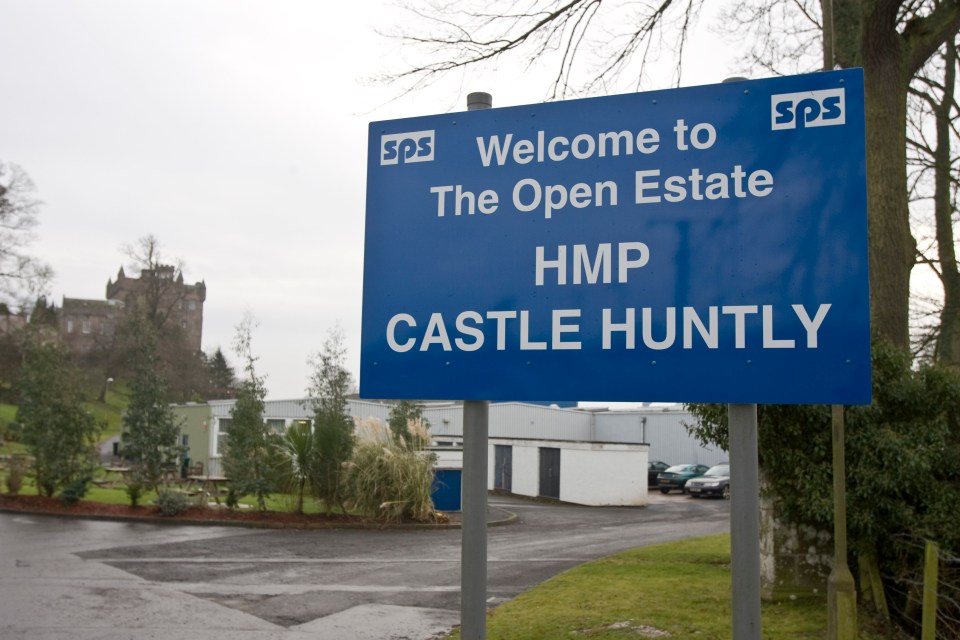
[450,534,889,640]
[0,403,15,426]
[0,402,26,456]
[82,384,128,441]
[3,383,128,444]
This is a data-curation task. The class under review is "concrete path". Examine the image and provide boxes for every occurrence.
[0,493,729,639]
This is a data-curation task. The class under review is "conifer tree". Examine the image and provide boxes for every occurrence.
[307,327,355,515]
[121,311,181,491]
[206,346,237,398]
[221,315,275,509]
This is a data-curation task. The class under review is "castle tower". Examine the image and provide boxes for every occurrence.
[60,265,206,355]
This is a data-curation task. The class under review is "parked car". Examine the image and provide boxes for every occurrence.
[685,463,730,499]
[647,460,670,486]
[656,463,710,494]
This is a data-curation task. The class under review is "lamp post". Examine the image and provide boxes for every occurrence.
[99,377,114,403]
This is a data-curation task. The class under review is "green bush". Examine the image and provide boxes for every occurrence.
[125,482,144,507]
[4,421,22,442]
[5,467,23,495]
[4,455,27,495]
[156,490,192,516]
[60,478,89,504]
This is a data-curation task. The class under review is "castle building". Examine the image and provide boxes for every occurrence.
[59,265,206,354]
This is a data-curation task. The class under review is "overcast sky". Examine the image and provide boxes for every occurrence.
[2,1,738,400]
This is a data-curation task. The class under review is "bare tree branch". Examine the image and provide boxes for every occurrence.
[121,234,188,336]
[0,161,51,309]
[377,0,703,100]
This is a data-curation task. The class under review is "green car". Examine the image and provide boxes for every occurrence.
[656,463,710,494]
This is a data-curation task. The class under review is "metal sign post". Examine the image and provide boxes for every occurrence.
[828,404,857,638]
[460,93,493,640]
[461,399,490,639]
[729,403,761,639]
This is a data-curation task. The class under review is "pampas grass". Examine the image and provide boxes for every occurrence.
[347,417,438,523]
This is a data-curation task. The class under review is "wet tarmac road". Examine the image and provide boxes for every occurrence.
[0,493,729,639]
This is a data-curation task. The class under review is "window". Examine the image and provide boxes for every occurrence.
[81,320,92,334]
[266,419,285,434]
[216,418,232,455]
[66,320,74,333]
[180,319,187,329]
[188,299,197,311]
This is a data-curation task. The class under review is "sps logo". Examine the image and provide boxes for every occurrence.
[771,89,845,130]
[380,130,435,165]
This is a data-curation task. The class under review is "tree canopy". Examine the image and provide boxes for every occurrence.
[205,347,237,398]
[17,340,102,497]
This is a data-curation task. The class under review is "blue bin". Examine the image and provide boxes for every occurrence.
[431,468,462,512]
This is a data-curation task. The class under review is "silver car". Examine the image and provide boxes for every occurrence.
[685,463,730,499]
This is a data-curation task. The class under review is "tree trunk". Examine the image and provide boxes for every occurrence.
[861,7,916,349]
[935,42,960,365]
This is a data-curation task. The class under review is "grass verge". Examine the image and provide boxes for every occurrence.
[450,534,889,640]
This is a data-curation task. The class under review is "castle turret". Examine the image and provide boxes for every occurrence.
[104,265,206,351]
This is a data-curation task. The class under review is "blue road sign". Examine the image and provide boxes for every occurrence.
[361,70,870,404]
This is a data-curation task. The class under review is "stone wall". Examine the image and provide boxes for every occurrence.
[760,489,833,601]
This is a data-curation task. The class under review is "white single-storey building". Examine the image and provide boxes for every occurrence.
[173,399,725,507]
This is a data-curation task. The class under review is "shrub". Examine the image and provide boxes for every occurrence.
[274,421,314,514]
[5,455,28,495]
[347,418,438,523]
[60,478,89,504]
[125,482,144,507]
[4,421,22,442]
[156,490,192,516]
